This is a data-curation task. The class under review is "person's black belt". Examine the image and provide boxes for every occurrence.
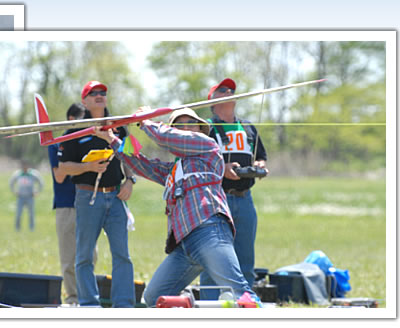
[225,189,249,197]
[77,184,117,193]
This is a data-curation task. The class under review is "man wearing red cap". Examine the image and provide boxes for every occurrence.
[200,78,268,300]
[58,81,136,307]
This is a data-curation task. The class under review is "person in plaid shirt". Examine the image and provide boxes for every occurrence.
[94,107,260,307]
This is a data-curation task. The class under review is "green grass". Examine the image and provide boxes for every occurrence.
[0,172,386,306]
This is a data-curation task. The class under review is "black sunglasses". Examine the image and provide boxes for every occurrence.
[216,87,235,94]
[173,119,199,129]
[88,90,107,97]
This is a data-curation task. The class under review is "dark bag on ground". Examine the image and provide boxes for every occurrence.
[272,262,330,305]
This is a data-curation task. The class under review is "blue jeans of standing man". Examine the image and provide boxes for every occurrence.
[200,190,258,299]
[15,195,35,231]
[75,188,135,307]
[143,214,255,307]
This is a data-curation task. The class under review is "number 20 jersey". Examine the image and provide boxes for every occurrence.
[208,117,267,192]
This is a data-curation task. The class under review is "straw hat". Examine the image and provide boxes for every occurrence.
[168,108,210,135]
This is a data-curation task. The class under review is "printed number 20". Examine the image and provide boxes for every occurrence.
[225,132,244,151]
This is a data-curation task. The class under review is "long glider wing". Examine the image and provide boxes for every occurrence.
[0,79,326,146]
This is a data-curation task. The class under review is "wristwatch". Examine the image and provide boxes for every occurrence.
[127,176,137,184]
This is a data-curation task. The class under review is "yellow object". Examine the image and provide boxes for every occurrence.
[82,149,113,162]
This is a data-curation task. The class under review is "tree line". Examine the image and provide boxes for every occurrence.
[0,41,385,175]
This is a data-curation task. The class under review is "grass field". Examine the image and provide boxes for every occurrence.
[0,172,387,307]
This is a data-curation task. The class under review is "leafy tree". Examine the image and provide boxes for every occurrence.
[0,41,145,165]
[0,40,386,174]
[147,41,386,174]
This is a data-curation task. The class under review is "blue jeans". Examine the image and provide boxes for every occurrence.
[143,214,255,307]
[75,188,135,307]
[15,195,34,231]
[200,190,258,299]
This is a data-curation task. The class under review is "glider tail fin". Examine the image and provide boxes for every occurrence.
[34,93,54,145]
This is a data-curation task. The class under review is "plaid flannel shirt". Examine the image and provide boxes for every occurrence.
[110,120,234,244]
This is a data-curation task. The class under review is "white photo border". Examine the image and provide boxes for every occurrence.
[0,30,395,320]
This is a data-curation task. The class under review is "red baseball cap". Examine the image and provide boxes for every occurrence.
[208,78,236,100]
[81,80,108,100]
